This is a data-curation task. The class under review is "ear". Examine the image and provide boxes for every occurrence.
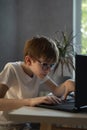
[24,55,32,65]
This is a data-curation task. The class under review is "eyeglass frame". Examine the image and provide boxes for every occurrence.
[31,55,55,71]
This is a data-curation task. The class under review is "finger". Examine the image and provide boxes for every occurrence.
[51,96,61,104]
[47,96,61,104]
[61,91,68,100]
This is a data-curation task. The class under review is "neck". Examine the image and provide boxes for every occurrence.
[21,63,33,78]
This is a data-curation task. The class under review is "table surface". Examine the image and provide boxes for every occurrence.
[8,106,87,126]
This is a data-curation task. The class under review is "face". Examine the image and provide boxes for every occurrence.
[25,56,55,79]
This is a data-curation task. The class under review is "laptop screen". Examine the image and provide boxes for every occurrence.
[75,54,87,109]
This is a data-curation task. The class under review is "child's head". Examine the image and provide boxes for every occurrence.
[24,36,59,63]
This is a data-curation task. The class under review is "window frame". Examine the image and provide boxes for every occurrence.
[73,0,82,53]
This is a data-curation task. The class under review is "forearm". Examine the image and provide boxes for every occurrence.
[45,79,75,98]
[0,95,64,111]
[54,80,75,98]
[45,79,64,97]
[54,84,65,97]
[0,98,30,111]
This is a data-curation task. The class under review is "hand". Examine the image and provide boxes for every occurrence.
[29,95,61,107]
[62,79,75,100]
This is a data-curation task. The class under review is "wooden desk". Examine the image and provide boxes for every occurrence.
[8,106,87,130]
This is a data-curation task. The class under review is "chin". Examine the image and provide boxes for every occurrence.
[36,75,43,79]
[38,74,46,79]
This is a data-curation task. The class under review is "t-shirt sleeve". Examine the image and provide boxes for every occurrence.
[0,63,16,88]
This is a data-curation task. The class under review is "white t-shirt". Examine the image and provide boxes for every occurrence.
[0,61,45,122]
[0,61,42,99]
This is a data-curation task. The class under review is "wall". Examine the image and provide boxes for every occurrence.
[0,0,73,71]
[0,0,18,70]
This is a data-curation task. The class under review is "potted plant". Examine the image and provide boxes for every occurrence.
[53,30,76,78]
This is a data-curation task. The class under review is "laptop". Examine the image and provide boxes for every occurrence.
[37,54,87,113]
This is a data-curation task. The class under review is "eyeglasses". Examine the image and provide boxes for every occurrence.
[32,56,55,70]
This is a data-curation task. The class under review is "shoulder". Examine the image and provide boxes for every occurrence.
[2,61,22,74]
[4,61,22,69]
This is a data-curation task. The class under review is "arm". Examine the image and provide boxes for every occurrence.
[45,78,75,99]
[0,83,9,98]
[0,96,61,111]
[0,83,60,111]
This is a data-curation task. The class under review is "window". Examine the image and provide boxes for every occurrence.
[73,0,81,54]
[73,0,87,54]
[81,0,87,54]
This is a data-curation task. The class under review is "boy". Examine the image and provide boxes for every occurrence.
[0,36,75,129]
